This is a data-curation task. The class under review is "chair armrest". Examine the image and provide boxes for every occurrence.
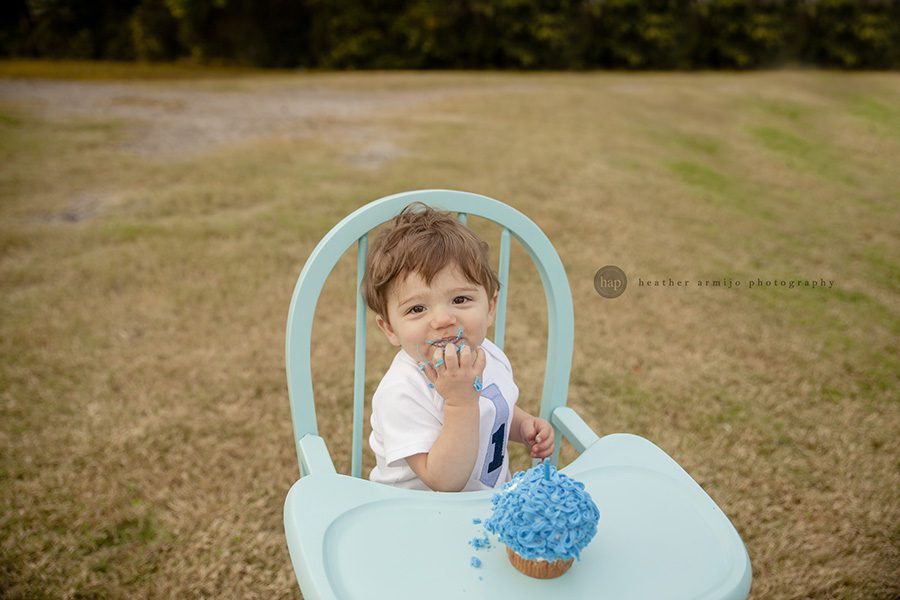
[551,406,600,453]
[299,434,337,477]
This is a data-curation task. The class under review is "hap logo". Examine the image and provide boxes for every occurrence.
[594,265,627,299]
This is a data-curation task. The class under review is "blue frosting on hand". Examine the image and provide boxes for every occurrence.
[484,463,600,562]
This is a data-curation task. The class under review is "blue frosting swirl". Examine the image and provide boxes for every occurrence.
[484,463,600,561]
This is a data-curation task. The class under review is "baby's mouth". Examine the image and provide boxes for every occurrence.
[427,328,463,348]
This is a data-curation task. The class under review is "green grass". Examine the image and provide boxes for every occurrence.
[1,65,899,599]
[850,96,900,139]
[749,125,813,156]
[752,97,814,122]
[0,59,270,80]
[747,124,857,185]
[669,131,724,156]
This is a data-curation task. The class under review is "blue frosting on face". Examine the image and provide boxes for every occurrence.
[484,463,600,562]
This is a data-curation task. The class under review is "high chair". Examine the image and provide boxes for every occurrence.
[283,189,752,599]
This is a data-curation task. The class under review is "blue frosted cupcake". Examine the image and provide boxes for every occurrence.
[484,462,600,579]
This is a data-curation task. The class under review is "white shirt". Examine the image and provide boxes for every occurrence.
[368,338,519,491]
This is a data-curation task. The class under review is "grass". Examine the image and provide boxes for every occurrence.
[0,59,270,80]
[1,62,899,599]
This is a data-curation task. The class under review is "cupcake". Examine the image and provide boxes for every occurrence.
[484,461,600,579]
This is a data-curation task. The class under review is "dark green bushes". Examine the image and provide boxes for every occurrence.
[2,0,898,69]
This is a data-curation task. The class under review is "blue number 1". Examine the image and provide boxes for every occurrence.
[487,423,505,473]
[478,383,509,487]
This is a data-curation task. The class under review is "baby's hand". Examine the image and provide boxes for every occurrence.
[521,417,554,459]
[421,342,486,407]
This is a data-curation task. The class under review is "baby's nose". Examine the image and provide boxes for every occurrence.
[430,307,456,327]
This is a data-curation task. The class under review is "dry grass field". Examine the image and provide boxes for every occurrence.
[1,62,898,599]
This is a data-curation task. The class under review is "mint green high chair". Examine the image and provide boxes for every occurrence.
[284,190,751,599]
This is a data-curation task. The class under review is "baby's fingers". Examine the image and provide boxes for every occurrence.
[419,362,437,389]
[444,342,459,370]
[473,346,486,374]
[534,434,553,451]
[535,426,554,448]
[457,342,474,367]
[521,419,538,444]
[531,442,553,459]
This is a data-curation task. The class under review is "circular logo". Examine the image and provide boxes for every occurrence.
[594,265,627,299]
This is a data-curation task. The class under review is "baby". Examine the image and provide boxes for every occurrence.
[362,202,554,492]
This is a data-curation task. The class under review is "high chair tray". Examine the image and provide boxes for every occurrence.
[283,433,752,600]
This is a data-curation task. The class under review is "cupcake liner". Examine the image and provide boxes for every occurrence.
[506,546,574,579]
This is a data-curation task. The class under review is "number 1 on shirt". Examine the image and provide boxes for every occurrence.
[478,383,509,487]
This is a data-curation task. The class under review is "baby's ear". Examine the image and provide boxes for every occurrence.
[487,289,499,324]
[375,314,400,346]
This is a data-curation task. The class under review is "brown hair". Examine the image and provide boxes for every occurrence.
[362,202,500,323]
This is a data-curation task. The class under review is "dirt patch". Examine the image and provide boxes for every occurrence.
[0,78,477,162]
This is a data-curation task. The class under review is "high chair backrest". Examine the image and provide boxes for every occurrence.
[285,190,574,477]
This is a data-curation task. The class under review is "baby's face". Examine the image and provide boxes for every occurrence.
[375,264,497,363]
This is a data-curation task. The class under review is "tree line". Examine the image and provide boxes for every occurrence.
[2,0,898,70]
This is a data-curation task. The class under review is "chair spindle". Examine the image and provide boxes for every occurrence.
[352,234,368,478]
[495,227,511,351]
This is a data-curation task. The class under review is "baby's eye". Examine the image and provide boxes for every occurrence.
[406,305,425,315]
[453,296,472,304]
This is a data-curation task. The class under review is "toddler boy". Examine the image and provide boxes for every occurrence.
[362,202,554,492]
